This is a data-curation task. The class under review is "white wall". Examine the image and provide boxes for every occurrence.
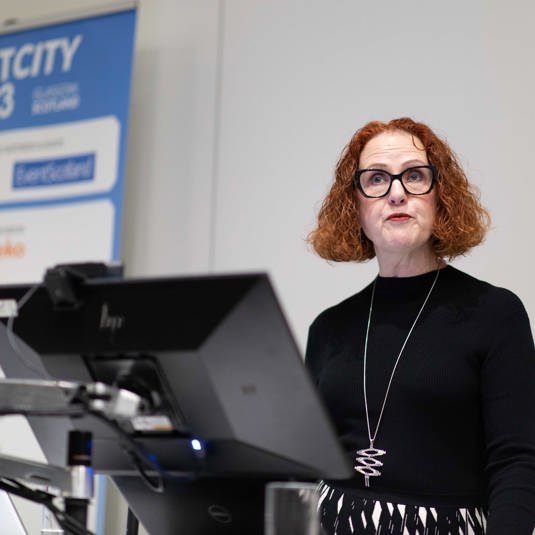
[121,0,220,275]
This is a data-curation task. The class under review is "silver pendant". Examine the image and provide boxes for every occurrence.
[354,446,386,487]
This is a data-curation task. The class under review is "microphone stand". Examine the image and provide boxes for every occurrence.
[64,430,93,533]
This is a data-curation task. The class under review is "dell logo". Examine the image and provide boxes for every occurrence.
[99,303,125,332]
[207,504,232,524]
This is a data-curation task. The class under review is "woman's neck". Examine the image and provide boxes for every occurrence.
[375,248,443,277]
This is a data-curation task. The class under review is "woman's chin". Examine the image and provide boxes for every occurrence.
[375,238,433,259]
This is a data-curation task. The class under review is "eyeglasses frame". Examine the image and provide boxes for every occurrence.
[353,165,437,198]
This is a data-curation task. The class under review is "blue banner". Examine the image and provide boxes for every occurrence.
[0,6,136,281]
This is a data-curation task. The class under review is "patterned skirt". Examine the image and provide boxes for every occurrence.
[318,482,487,535]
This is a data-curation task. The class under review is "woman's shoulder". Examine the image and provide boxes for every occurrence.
[441,265,527,314]
[309,282,373,332]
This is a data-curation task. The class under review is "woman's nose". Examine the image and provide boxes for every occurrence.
[388,178,407,205]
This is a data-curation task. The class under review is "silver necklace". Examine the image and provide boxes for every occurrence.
[355,268,440,487]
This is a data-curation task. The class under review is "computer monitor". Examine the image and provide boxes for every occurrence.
[0,271,353,534]
[0,272,352,482]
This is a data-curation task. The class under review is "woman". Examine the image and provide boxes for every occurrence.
[305,118,535,534]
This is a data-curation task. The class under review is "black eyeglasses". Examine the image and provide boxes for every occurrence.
[353,165,437,198]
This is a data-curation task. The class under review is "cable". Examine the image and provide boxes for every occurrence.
[87,410,165,493]
[0,394,207,532]
[0,380,201,494]
[0,478,94,535]
[2,401,200,494]
[74,383,206,492]
[4,280,201,495]
[0,274,202,528]
[85,408,204,493]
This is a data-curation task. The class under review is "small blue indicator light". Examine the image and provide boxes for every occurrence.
[191,439,202,451]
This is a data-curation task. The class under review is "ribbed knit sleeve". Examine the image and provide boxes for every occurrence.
[480,290,535,533]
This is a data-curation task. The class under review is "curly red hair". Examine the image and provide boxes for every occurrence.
[308,117,490,261]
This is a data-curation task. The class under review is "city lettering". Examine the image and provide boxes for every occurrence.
[0,35,82,82]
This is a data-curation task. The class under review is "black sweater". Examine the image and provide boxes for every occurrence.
[305,266,535,534]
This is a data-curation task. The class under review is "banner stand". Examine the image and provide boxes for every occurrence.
[0,3,138,533]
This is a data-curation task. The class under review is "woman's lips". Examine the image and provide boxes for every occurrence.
[386,213,412,222]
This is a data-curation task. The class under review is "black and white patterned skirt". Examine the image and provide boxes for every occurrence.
[318,482,487,535]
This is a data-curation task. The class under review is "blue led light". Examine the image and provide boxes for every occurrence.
[191,439,203,451]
